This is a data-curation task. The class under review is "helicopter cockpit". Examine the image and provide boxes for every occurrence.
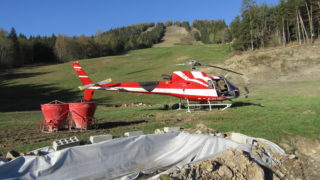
[208,78,239,98]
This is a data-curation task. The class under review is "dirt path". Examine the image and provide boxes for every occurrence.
[154,26,198,47]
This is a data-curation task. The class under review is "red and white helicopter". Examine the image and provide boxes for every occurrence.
[72,60,247,112]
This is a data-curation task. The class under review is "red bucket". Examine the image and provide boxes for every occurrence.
[41,100,69,131]
[69,102,97,129]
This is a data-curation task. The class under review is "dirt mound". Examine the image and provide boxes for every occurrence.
[281,137,320,180]
[184,123,217,135]
[162,149,265,179]
[160,148,304,180]
[159,124,306,180]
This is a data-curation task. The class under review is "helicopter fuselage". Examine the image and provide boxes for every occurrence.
[90,71,240,102]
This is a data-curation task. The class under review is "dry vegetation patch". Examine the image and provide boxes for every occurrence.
[201,43,320,85]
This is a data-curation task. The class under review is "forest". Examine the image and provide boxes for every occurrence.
[230,0,320,50]
[0,0,319,68]
[0,23,165,67]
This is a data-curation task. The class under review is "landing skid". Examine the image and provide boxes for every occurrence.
[174,99,232,113]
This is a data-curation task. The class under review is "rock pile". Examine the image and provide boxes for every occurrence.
[121,102,151,107]
[161,149,265,179]
[184,123,226,137]
[160,148,304,180]
[159,124,305,180]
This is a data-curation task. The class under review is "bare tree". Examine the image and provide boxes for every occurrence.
[54,35,72,62]
[0,30,13,67]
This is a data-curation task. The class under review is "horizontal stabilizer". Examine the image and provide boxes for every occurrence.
[78,78,112,90]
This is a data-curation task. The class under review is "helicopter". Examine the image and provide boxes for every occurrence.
[72,60,248,112]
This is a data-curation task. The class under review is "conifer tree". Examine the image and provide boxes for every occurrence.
[8,27,21,66]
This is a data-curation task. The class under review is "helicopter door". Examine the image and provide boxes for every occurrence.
[213,79,227,96]
[208,80,221,96]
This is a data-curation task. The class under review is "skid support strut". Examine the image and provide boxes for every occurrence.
[187,99,191,113]
[185,100,231,113]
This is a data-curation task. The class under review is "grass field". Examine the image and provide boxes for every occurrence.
[0,44,319,155]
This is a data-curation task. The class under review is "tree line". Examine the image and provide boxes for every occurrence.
[2,0,320,68]
[189,0,320,50]
[229,0,320,50]
[192,20,231,44]
[0,22,165,68]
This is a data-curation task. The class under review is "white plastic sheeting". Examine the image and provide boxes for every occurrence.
[0,132,284,180]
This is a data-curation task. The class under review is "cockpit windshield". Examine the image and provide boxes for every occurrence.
[211,78,239,97]
[225,78,237,90]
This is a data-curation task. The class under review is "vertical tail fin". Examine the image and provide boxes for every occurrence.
[72,61,95,101]
[72,61,94,85]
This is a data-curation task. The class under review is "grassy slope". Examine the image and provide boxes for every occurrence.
[0,44,319,154]
[0,44,231,110]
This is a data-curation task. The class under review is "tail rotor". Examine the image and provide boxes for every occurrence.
[72,61,112,101]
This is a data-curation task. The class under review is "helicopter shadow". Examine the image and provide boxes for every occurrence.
[144,101,264,111]
[95,120,147,129]
[231,101,265,108]
[143,104,184,111]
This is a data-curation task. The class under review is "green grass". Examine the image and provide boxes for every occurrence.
[204,82,320,141]
[0,44,231,111]
[0,44,319,155]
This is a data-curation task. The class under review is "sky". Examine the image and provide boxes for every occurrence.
[0,0,279,37]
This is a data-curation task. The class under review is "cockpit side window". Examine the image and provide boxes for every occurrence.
[208,80,214,89]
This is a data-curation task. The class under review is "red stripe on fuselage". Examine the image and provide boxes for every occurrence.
[101,81,210,90]
[168,94,229,101]
[182,71,194,79]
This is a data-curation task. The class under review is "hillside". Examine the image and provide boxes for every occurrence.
[197,43,320,87]
[0,44,319,178]
[0,44,231,112]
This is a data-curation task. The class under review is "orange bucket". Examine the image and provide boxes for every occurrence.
[69,101,97,129]
[41,100,69,131]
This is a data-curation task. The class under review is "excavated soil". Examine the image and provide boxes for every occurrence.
[159,124,312,180]
[280,137,320,180]
[160,148,304,180]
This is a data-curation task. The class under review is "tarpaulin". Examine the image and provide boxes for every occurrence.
[0,132,283,180]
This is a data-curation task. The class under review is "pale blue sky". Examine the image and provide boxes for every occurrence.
[0,0,279,36]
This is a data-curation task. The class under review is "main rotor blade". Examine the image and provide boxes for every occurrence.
[244,86,250,94]
[244,86,250,98]
[176,62,193,66]
[126,68,155,75]
[202,64,243,75]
